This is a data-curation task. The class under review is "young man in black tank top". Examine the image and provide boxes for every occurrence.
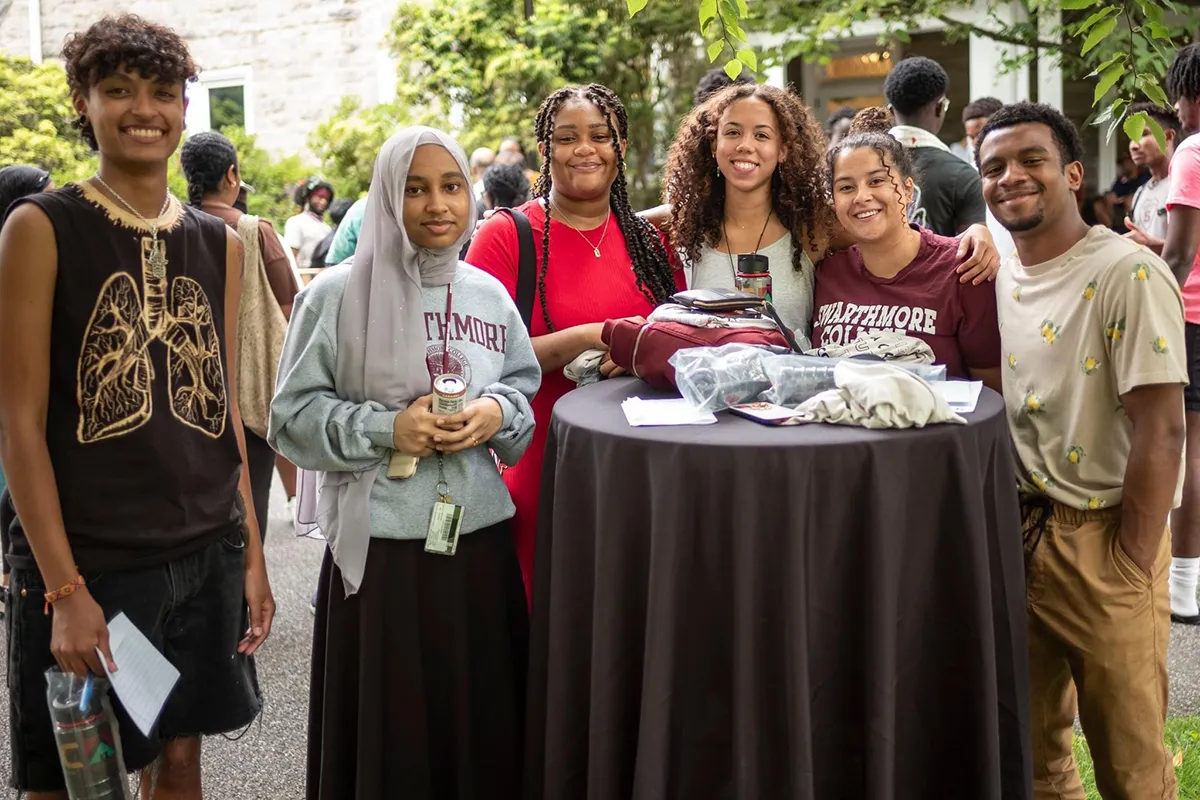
[0,15,274,798]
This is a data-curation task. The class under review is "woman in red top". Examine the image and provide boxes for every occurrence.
[467,84,684,600]
[811,108,1003,392]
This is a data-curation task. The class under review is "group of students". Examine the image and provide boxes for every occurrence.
[1,11,1199,800]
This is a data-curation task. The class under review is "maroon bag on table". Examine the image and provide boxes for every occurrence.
[601,318,790,390]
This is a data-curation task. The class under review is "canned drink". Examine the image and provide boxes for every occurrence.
[432,374,466,416]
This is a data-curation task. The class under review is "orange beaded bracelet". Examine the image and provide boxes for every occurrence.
[44,575,86,615]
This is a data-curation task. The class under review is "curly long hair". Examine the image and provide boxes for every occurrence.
[663,83,833,273]
[531,84,677,332]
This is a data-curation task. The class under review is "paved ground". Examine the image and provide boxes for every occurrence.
[2,475,1200,797]
[0,478,322,798]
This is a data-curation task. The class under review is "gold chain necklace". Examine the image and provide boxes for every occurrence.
[552,203,611,259]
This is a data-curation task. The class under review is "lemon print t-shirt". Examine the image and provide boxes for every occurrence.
[996,225,1187,510]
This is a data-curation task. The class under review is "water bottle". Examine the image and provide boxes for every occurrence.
[735,253,773,303]
[45,670,133,800]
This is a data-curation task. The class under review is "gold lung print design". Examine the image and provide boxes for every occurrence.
[77,234,226,443]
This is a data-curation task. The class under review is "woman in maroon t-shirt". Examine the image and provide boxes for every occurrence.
[811,108,1002,391]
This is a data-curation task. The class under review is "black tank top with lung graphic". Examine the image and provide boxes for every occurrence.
[5,182,243,573]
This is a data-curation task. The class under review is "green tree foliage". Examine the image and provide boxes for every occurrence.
[309,97,412,201]
[634,0,1197,149]
[362,0,706,207]
[0,55,95,183]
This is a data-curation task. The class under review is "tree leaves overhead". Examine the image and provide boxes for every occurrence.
[631,0,1194,145]
[379,0,707,207]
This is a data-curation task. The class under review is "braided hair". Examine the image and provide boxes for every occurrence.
[1167,43,1200,104]
[532,84,676,332]
[179,131,238,209]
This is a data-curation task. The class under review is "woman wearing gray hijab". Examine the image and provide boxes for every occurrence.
[269,127,540,799]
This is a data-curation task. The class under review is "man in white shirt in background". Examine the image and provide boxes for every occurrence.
[1124,102,1182,253]
[283,177,334,268]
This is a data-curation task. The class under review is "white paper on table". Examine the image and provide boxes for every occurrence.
[932,380,985,413]
[621,397,718,427]
[96,612,180,738]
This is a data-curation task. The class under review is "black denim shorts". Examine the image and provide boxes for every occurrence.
[1186,323,1200,413]
[6,527,262,793]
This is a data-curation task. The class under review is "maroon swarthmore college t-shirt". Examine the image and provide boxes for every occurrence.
[811,226,1001,378]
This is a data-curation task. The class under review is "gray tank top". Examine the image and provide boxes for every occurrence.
[690,233,815,350]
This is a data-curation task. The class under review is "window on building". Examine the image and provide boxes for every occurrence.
[209,85,246,131]
[184,68,255,135]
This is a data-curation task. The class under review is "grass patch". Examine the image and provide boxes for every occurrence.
[1073,717,1200,799]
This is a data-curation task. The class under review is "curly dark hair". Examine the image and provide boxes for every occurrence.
[663,83,832,273]
[962,96,1004,123]
[974,101,1084,171]
[883,57,948,116]
[180,131,238,209]
[531,84,677,332]
[60,15,198,151]
[828,106,918,212]
[482,162,531,210]
[693,66,756,107]
[1167,43,1200,104]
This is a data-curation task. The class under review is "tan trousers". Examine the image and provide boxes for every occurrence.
[1024,503,1176,800]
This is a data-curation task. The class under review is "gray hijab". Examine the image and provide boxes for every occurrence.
[305,126,477,596]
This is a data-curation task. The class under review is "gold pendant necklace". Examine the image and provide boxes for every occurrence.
[92,174,172,278]
[553,204,611,258]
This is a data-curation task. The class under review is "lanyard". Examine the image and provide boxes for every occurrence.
[435,280,456,503]
[442,280,454,377]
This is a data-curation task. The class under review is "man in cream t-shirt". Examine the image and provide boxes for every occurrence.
[978,102,1186,799]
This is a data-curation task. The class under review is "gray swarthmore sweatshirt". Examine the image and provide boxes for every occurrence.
[268,262,540,540]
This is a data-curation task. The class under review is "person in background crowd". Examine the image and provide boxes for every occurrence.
[285,176,334,267]
[181,131,298,538]
[1123,103,1181,253]
[482,161,532,211]
[497,136,541,188]
[467,84,685,601]
[270,126,539,800]
[234,179,251,213]
[1107,151,1150,234]
[954,97,1017,263]
[884,56,987,236]
[952,96,1003,163]
[825,106,858,152]
[311,197,354,268]
[693,64,756,107]
[326,195,366,267]
[812,107,1001,391]
[979,101,1185,799]
[0,15,273,798]
[471,146,496,198]
[0,164,54,618]
[1161,42,1200,625]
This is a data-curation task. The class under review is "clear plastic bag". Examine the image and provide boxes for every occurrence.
[669,344,777,412]
[670,344,948,412]
[761,355,947,406]
[45,670,134,800]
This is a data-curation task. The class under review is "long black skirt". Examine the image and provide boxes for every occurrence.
[306,523,528,800]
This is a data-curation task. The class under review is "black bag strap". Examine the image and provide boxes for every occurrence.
[495,208,537,331]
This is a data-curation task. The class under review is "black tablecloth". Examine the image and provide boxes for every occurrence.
[525,378,1031,800]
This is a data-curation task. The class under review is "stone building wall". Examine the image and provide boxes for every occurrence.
[0,0,398,156]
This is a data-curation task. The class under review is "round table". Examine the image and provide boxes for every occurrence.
[525,378,1031,800]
